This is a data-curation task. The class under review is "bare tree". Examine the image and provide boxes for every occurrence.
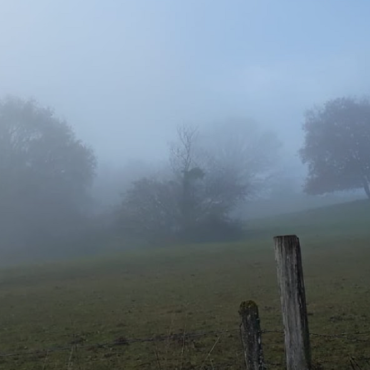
[169,125,201,176]
[201,119,281,197]
[169,122,278,230]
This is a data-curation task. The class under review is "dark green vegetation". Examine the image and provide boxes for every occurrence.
[0,200,370,369]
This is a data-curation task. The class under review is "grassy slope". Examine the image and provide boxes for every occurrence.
[0,200,369,369]
[248,199,370,237]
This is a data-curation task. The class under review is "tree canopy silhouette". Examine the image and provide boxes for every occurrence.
[0,97,96,249]
[300,97,370,198]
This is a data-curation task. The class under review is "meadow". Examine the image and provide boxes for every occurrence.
[0,200,370,369]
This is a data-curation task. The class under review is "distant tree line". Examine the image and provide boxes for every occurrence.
[1,95,370,252]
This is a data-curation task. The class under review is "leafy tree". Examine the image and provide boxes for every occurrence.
[300,97,370,198]
[0,97,96,249]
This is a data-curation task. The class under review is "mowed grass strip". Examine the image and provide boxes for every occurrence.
[0,200,369,369]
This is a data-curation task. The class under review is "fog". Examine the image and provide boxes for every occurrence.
[2,1,370,162]
[0,1,369,259]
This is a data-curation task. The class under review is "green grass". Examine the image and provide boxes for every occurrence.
[0,200,370,369]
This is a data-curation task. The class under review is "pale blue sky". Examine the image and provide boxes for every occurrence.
[1,1,370,165]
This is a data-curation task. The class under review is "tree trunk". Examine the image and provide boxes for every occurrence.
[363,177,370,199]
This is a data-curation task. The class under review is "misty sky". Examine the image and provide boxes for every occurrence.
[1,1,370,167]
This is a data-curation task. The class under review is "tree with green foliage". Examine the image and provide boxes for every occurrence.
[0,97,96,249]
[300,97,370,199]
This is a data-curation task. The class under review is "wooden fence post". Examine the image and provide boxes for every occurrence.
[274,235,311,370]
[239,300,266,370]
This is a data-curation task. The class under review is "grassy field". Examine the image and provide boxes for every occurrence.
[0,200,370,369]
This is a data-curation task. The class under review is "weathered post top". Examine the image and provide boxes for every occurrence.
[274,235,300,247]
[239,300,258,315]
